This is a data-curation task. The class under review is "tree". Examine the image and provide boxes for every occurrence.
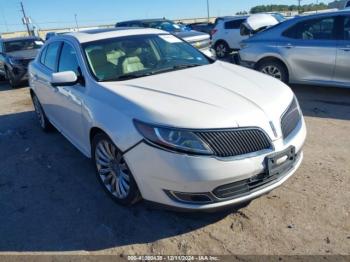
[250,3,329,14]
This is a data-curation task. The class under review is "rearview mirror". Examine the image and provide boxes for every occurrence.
[51,71,78,87]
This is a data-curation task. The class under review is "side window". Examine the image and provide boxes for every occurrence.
[44,42,61,70]
[344,17,350,40]
[225,19,244,30]
[58,43,80,75]
[346,1,350,8]
[40,46,48,64]
[297,17,336,40]
[130,22,141,27]
[117,22,128,27]
[282,24,298,38]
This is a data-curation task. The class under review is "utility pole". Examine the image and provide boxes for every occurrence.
[298,0,302,14]
[74,14,79,31]
[206,0,210,23]
[20,1,31,36]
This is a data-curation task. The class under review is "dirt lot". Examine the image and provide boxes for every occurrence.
[0,81,349,255]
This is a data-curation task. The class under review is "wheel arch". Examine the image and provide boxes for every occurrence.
[89,127,109,146]
[214,39,229,48]
[255,56,290,82]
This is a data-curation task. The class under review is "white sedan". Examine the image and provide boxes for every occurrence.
[29,28,306,211]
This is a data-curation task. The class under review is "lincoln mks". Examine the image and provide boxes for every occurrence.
[29,28,306,211]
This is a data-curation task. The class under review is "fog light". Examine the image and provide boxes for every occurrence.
[165,190,213,204]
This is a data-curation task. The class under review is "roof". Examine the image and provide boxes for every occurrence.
[216,16,249,21]
[60,27,166,43]
[295,9,350,19]
[117,18,170,24]
[1,36,41,42]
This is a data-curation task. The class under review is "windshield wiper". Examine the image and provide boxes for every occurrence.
[106,64,203,82]
[151,64,203,75]
[114,72,153,81]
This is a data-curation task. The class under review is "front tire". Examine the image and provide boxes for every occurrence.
[5,69,18,88]
[92,133,141,206]
[257,60,289,83]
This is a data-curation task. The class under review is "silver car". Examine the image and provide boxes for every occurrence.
[239,11,350,88]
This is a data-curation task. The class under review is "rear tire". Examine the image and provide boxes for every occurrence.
[32,94,52,132]
[215,41,230,58]
[92,133,141,206]
[257,60,289,83]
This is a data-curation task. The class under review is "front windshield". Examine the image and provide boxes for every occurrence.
[83,34,211,82]
[4,39,44,52]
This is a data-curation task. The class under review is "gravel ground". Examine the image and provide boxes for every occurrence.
[0,81,349,255]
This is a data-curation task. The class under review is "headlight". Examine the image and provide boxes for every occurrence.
[134,120,213,155]
[8,57,21,65]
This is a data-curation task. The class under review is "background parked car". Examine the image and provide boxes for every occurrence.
[187,22,214,35]
[116,19,213,57]
[211,16,249,58]
[238,11,350,87]
[212,14,280,58]
[0,36,44,87]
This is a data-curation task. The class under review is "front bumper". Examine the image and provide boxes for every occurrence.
[236,54,256,69]
[8,65,29,82]
[124,119,306,211]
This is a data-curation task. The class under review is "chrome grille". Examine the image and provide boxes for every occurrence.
[281,98,301,139]
[195,128,272,158]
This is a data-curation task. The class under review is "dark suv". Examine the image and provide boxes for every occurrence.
[0,36,44,87]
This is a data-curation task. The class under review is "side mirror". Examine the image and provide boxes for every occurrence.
[51,71,78,87]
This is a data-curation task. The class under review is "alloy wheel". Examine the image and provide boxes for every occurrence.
[95,140,131,200]
[261,65,282,80]
[216,44,227,58]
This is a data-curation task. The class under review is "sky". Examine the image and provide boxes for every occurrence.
[0,0,334,32]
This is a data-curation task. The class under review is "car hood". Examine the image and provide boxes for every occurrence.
[100,61,294,140]
[7,49,40,60]
[243,14,279,31]
[173,30,210,42]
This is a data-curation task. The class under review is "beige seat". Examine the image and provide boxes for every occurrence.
[120,47,145,74]
[88,49,117,80]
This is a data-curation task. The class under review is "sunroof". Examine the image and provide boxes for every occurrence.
[83,27,140,34]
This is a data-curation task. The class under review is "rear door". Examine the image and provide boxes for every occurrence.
[33,41,63,127]
[279,16,338,83]
[334,16,350,85]
[224,19,247,49]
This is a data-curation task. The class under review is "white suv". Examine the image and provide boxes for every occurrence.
[211,16,249,58]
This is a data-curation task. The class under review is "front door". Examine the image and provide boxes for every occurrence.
[54,41,85,150]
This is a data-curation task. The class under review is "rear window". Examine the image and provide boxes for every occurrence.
[225,19,245,30]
